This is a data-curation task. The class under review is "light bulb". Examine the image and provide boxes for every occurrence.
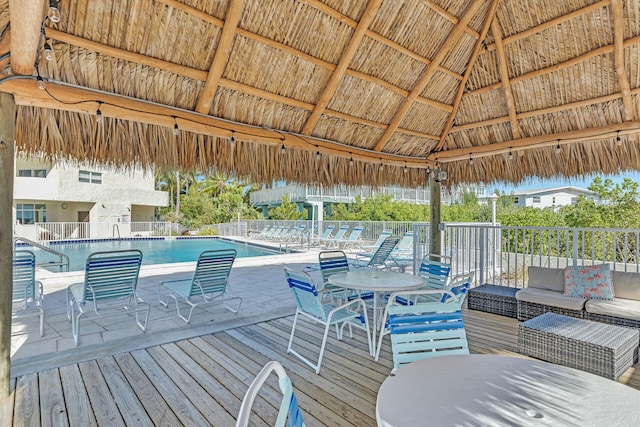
[173,123,179,136]
[508,151,513,160]
[555,144,561,154]
[469,157,474,165]
[281,145,285,154]
[96,106,102,123]
[49,0,61,23]
[349,158,353,167]
[37,76,46,90]
[316,151,321,161]
[379,164,384,171]
[44,42,54,61]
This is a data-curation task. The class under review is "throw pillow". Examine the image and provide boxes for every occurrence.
[563,264,614,300]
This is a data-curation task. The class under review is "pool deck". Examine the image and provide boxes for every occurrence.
[11,238,324,377]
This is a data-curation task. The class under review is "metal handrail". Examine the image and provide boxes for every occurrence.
[113,224,121,238]
[13,237,70,272]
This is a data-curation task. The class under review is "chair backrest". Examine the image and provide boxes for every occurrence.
[344,226,363,241]
[13,250,37,308]
[369,230,392,249]
[367,237,399,268]
[284,268,326,321]
[387,289,469,369]
[418,256,452,290]
[319,251,350,283]
[394,232,414,252]
[191,249,237,297]
[316,225,335,240]
[329,225,349,240]
[236,361,305,427]
[82,250,143,303]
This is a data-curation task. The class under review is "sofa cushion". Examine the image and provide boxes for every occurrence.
[527,266,565,292]
[585,298,640,321]
[611,271,640,301]
[563,264,614,301]
[516,287,587,310]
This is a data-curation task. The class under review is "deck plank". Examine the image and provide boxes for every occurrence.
[38,368,69,427]
[58,364,97,427]
[13,373,39,427]
[0,378,16,426]
[77,360,127,427]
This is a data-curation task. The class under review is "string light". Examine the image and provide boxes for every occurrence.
[36,75,46,90]
[96,102,102,123]
[404,163,408,174]
[469,155,473,165]
[616,131,622,146]
[555,140,561,154]
[379,163,384,171]
[173,117,179,136]
[508,148,513,160]
[48,0,61,23]
[43,42,54,61]
[281,144,285,154]
[316,146,321,161]
[349,156,354,167]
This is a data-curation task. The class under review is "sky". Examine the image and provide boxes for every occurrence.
[488,171,640,194]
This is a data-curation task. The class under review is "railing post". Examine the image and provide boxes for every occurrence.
[572,228,579,266]
[479,226,486,284]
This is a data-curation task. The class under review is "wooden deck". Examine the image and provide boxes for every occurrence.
[2,308,639,426]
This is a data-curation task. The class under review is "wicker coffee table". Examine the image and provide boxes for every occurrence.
[518,312,639,381]
[467,284,519,318]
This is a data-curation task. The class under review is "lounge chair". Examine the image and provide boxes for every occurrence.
[277,224,306,244]
[13,250,45,337]
[338,226,364,250]
[319,225,349,247]
[349,236,400,270]
[389,231,414,259]
[249,225,274,239]
[284,268,371,374]
[310,225,335,246]
[376,285,470,367]
[67,250,149,345]
[236,361,306,427]
[157,249,241,323]
[356,230,392,257]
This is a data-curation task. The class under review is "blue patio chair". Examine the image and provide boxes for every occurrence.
[284,268,371,374]
[419,254,452,290]
[338,226,364,250]
[13,250,45,337]
[376,285,470,367]
[319,250,351,302]
[67,250,148,345]
[236,361,305,427]
[157,249,241,323]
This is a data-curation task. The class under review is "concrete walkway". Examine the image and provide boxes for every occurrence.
[10,243,325,377]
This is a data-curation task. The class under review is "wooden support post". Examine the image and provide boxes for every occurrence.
[429,171,441,257]
[0,92,16,399]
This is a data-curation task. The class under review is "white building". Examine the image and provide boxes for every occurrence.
[13,155,168,240]
[506,186,595,208]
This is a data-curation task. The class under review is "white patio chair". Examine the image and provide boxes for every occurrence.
[284,268,371,374]
[236,361,305,427]
[13,250,45,337]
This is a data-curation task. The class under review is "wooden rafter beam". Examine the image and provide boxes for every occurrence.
[420,0,480,39]
[156,0,455,111]
[491,19,521,139]
[429,120,640,163]
[467,32,640,97]
[9,0,45,76]
[0,77,434,168]
[300,0,382,135]
[485,0,609,52]
[0,30,11,73]
[434,0,498,153]
[44,28,440,141]
[195,0,244,114]
[611,0,633,122]
[373,0,484,152]
[452,85,640,134]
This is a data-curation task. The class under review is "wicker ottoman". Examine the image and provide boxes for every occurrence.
[467,284,519,318]
[518,312,639,381]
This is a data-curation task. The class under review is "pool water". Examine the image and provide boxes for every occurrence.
[33,238,280,272]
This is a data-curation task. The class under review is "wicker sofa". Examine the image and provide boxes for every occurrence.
[515,266,640,329]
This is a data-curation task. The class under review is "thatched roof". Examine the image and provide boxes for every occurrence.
[1,0,640,187]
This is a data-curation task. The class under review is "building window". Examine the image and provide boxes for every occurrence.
[79,170,102,184]
[571,197,577,205]
[532,196,541,203]
[18,169,47,177]
[16,204,46,224]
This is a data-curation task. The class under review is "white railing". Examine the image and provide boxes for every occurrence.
[249,184,431,205]
[15,221,178,242]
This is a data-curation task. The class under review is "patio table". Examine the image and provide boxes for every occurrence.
[327,270,425,356]
[376,354,640,426]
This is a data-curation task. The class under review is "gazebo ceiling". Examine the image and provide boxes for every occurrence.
[1,0,640,187]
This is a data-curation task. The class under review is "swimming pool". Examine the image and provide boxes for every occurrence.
[31,238,282,272]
